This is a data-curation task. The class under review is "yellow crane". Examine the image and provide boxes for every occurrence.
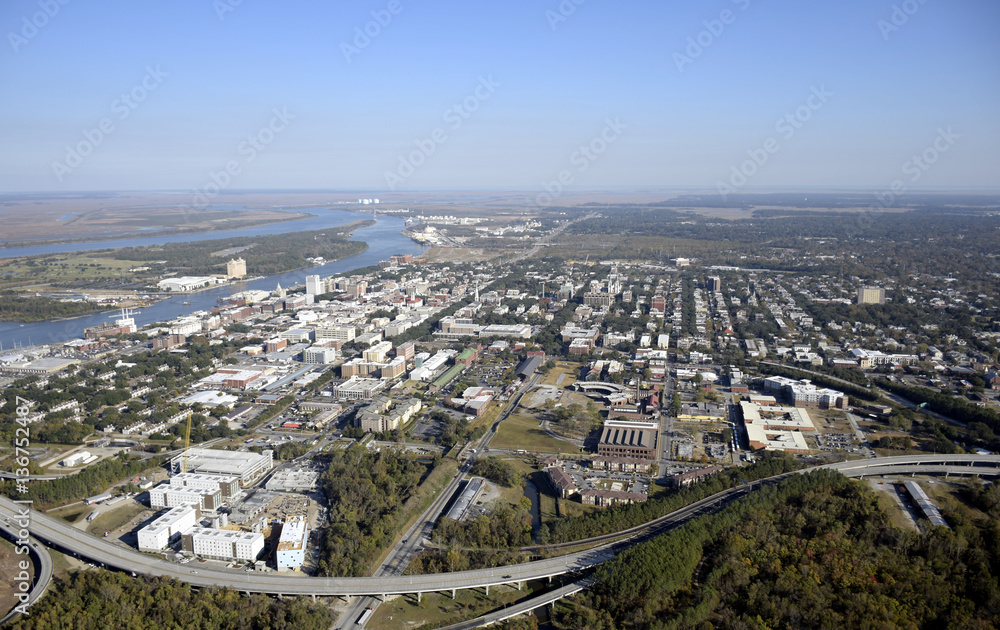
[181,412,194,474]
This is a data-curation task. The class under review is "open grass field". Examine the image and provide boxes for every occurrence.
[0,193,312,243]
[0,254,144,290]
[491,413,584,455]
[49,503,93,524]
[539,363,583,388]
[86,503,148,536]
[538,491,559,524]
[0,537,32,620]
[870,483,919,532]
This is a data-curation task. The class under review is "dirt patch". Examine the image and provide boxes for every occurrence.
[0,537,34,620]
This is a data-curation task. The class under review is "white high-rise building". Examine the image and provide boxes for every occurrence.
[276,515,308,571]
[183,527,264,561]
[137,504,198,552]
[305,275,324,296]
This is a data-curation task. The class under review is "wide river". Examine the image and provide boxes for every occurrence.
[0,210,424,349]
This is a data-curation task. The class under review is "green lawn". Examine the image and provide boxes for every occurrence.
[491,414,584,455]
[0,254,145,290]
[368,582,539,629]
[538,488,560,525]
[50,503,94,524]
[540,362,583,387]
[86,503,148,536]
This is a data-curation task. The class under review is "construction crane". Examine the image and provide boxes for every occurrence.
[181,412,194,474]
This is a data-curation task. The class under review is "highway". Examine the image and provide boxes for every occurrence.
[0,490,617,597]
[343,374,542,626]
[1,453,998,622]
[341,456,474,627]
[437,578,592,630]
[0,512,53,625]
[822,453,1000,477]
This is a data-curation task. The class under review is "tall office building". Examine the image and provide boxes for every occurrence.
[305,275,324,296]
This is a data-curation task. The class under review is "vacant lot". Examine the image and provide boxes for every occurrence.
[491,414,584,455]
[86,503,148,537]
[539,363,583,388]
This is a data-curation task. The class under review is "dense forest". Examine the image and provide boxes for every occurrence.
[7,571,333,630]
[412,497,534,574]
[0,292,106,322]
[433,498,534,550]
[555,470,1000,629]
[317,443,430,576]
[471,456,523,487]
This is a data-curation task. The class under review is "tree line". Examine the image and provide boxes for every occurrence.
[470,456,522,487]
[7,570,333,630]
[554,469,1000,629]
[0,452,163,508]
[109,225,369,280]
[0,291,106,322]
[880,379,1000,447]
[317,443,430,577]
[542,453,802,544]
[759,362,881,403]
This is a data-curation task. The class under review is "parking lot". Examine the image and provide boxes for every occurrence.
[553,461,650,497]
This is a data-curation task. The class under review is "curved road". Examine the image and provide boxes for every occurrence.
[0,454,997,607]
[0,516,53,625]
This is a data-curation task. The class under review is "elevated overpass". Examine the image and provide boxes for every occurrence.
[438,578,592,630]
[821,454,1000,478]
[1,455,997,603]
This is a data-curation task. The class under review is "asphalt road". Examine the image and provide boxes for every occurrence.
[437,578,593,630]
[342,458,473,627]
[0,512,53,625]
[2,454,998,617]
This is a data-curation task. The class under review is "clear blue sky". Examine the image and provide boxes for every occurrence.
[0,0,997,193]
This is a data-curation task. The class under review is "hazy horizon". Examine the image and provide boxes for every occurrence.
[1,0,998,194]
